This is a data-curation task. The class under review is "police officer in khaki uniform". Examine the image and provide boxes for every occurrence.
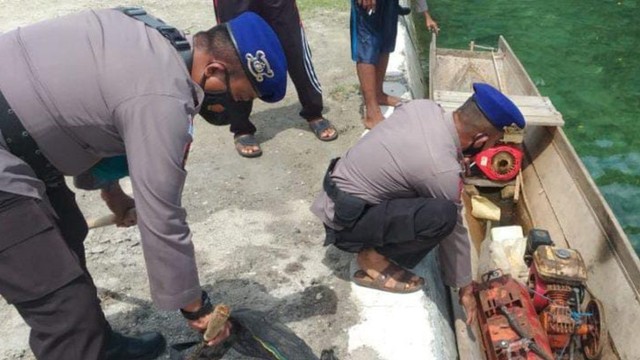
[311,83,526,324]
[0,9,286,359]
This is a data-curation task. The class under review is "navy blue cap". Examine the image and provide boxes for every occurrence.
[472,83,526,129]
[226,12,287,103]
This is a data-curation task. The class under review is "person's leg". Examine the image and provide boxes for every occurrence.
[351,0,395,129]
[17,276,109,360]
[376,198,458,268]
[240,0,335,141]
[333,197,457,291]
[260,1,323,117]
[1,187,166,360]
[213,0,263,156]
[212,0,254,23]
[260,0,335,139]
[356,62,385,129]
[45,182,167,360]
[228,102,262,158]
[374,53,402,107]
[375,0,402,108]
[0,192,107,359]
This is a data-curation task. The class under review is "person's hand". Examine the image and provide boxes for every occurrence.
[458,283,477,326]
[188,314,233,347]
[462,156,474,176]
[357,0,376,13]
[424,13,440,34]
[183,296,232,347]
[100,182,137,227]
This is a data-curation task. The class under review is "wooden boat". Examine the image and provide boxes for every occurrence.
[428,34,640,359]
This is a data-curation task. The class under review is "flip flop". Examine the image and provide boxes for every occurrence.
[351,263,425,294]
[308,118,338,142]
[234,134,262,158]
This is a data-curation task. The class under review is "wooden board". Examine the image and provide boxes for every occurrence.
[434,90,564,127]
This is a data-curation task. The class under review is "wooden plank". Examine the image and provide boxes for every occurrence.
[437,48,493,60]
[498,36,541,96]
[438,108,563,128]
[464,176,516,188]
[436,104,562,121]
[451,289,484,360]
[551,129,640,288]
[429,33,436,99]
[434,91,564,127]
[437,102,562,119]
[435,91,555,107]
[457,200,484,360]
[435,91,559,111]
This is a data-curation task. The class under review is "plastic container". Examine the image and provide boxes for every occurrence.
[478,225,529,284]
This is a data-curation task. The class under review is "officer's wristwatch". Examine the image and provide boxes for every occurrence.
[180,290,213,320]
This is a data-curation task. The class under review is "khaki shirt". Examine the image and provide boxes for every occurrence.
[310,100,472,287]
[0,9,204,310]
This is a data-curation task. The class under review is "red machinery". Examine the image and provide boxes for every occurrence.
[528,245,607,359]
[475,270,554,360]
[474,145,523,181]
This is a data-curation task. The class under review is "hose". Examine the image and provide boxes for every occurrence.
[498,306,554,360]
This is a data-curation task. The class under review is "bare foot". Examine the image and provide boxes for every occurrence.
[377,92,403,107]
[356,248,423,290]
[363,107,384,129]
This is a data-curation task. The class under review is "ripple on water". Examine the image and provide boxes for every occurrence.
[583,152,640,178]
[600,183,640,253]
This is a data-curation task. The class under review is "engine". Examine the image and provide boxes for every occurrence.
[528,245,599,356]
[475,271,554,360]
[474,145,523,181]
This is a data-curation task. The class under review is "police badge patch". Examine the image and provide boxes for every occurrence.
[245,50,274,83]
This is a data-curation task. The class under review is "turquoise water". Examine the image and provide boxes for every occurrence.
[417,0,640,252]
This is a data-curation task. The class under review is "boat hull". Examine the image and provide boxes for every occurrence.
[428,34,640,360]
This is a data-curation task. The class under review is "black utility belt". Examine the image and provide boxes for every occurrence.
[0,89,63,187]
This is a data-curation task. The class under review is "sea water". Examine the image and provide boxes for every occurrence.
[417,0,640,253]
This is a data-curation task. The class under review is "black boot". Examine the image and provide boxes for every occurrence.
[105,331,166,360]
[397,5,411,16]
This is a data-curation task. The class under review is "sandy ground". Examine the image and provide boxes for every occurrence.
[0,1,371,359]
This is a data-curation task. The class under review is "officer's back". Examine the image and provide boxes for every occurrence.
[0,9,197,174]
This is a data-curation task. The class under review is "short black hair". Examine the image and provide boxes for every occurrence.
[456,97,501,136]
[193,25,243,75]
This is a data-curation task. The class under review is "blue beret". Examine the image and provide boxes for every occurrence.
[226,12,287,103]
[472,83,525,129]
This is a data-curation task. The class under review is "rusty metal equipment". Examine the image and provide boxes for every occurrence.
[528,245,608,359]
[475,270,554,360]
[474,145,523,182]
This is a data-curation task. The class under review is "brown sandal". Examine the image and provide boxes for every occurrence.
[351,264,425,294]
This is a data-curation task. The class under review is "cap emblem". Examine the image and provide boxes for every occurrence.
[245,50,274,83]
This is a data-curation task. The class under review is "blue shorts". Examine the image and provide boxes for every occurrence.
[350,0,400,64]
